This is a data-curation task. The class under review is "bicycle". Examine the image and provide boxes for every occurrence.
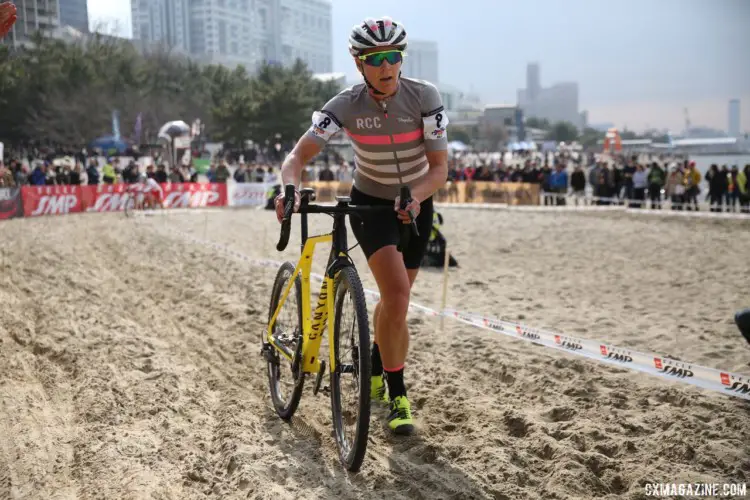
[262,184,418,472]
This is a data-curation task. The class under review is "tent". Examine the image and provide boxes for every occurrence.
[89,135,132,154]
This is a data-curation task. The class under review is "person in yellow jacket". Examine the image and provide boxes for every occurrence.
[739,165,749,213]
[102,160,116,184]
[682,161,701,211]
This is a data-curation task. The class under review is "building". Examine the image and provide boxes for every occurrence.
[526,62,540,102]
[402,39,438,84]
[728,99,741,138]
[277,0,333,73]
[517,63,582,129]
[187,0,257,69]
[130,0,331,73]
[131,0,191,54]
[58,0,88,32]
[1,0,60,46]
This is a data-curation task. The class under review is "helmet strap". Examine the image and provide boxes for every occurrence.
[357,60,386,96]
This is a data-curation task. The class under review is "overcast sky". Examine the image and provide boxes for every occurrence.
[88,0,750,133]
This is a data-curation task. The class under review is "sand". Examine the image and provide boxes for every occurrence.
[1,207,749,500]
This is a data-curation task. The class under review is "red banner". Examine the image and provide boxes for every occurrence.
[161,183,227,209]
[22,185,83,217]
[22,183,229,216]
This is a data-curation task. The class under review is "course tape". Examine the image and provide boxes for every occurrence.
[156,224,750,402]
[435,201,750,219]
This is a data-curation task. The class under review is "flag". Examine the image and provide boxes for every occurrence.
[112,110,121,140]
[134,113,143,144]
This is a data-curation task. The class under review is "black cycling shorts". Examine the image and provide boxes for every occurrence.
[348,186,433,269]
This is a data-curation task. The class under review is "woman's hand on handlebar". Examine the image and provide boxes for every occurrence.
[394,195,420,224]
[275,190,301,223]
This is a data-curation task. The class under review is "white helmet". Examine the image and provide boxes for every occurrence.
[348,16,408,57]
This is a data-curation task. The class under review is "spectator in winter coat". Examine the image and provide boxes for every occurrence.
[570,165,586,205]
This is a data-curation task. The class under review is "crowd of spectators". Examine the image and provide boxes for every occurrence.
[2,147,749,213]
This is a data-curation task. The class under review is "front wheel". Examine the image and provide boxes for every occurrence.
[265,261,305,420]
[330,265,371,472]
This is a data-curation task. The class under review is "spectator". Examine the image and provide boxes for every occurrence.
[570,165,586,205]
[548,164,568,206]
[318,164,335,181]
[0,161,14,187]
[706,164,726,213]
[631,164,648,208]
[647,162,665,209]
[724,165,737,212]
[739,165,749,213]
[76,163,87,185]
[234,163,248,183]
[214,161,231,183]
[86,160,100,185]
[102,159,116,184]
[29,162,46,185]
[253,164,266,182]
[155,164,168,183]
[683,161,701,211]
[665,165,685,210]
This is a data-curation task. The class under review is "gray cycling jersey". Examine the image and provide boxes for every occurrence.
[306,77,449,200]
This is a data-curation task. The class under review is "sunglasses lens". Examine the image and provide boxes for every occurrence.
[364,51,402,66]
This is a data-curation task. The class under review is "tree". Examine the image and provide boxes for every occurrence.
[448,125,473,145]
[579,127,605,148]
[0,31,340,154]
[526,117,551,130]
[546,121,579,142]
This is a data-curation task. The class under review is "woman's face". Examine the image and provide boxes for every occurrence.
[356,46,403,95]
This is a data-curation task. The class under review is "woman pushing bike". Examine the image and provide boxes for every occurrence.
[275,16,449,436]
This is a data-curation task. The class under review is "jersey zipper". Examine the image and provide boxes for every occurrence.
[377,99,405,185]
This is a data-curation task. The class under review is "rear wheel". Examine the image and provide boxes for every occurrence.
[265,262,305,420]
[329,265,371,472]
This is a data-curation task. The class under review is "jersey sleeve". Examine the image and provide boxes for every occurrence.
[420,83,449,151]
[305,92,348,146]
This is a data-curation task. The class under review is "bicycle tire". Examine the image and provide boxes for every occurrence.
[329,265,371,472]
[266,261,305,420]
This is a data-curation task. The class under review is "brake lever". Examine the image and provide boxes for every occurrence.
[276,184,297,252]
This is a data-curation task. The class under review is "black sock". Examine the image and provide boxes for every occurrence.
[385,368,406,399]
[371,343,383,376]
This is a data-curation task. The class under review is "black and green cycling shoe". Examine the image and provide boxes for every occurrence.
[387,395,414,435]
[370,374,389,404]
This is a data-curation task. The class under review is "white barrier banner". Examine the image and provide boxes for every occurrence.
[228,182,273,207]
[158,224,750,402]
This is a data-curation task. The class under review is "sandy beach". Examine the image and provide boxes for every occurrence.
[1,207,748,500]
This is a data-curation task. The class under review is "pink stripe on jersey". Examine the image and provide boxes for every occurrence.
[345,129,390,145]
[392,129,422,144]
[345,128,422,146]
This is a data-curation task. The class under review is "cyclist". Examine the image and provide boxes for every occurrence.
[275,16,449,435]
[139,172,164,209]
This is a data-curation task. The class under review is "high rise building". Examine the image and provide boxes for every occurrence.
[517,63,581,129]
[131,0,191,53]
[728,99,741,137]
[58,0,88,32]
[276,0,332,72]
[526,62,540,102]
[402,39,439,84]
[130,0,332,73]
[188,0,257,68]
[1,0,60,46]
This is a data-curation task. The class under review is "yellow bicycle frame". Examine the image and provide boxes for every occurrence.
[266,234,338,374]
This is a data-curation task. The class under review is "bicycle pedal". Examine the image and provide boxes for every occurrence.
[313,361,326,396]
